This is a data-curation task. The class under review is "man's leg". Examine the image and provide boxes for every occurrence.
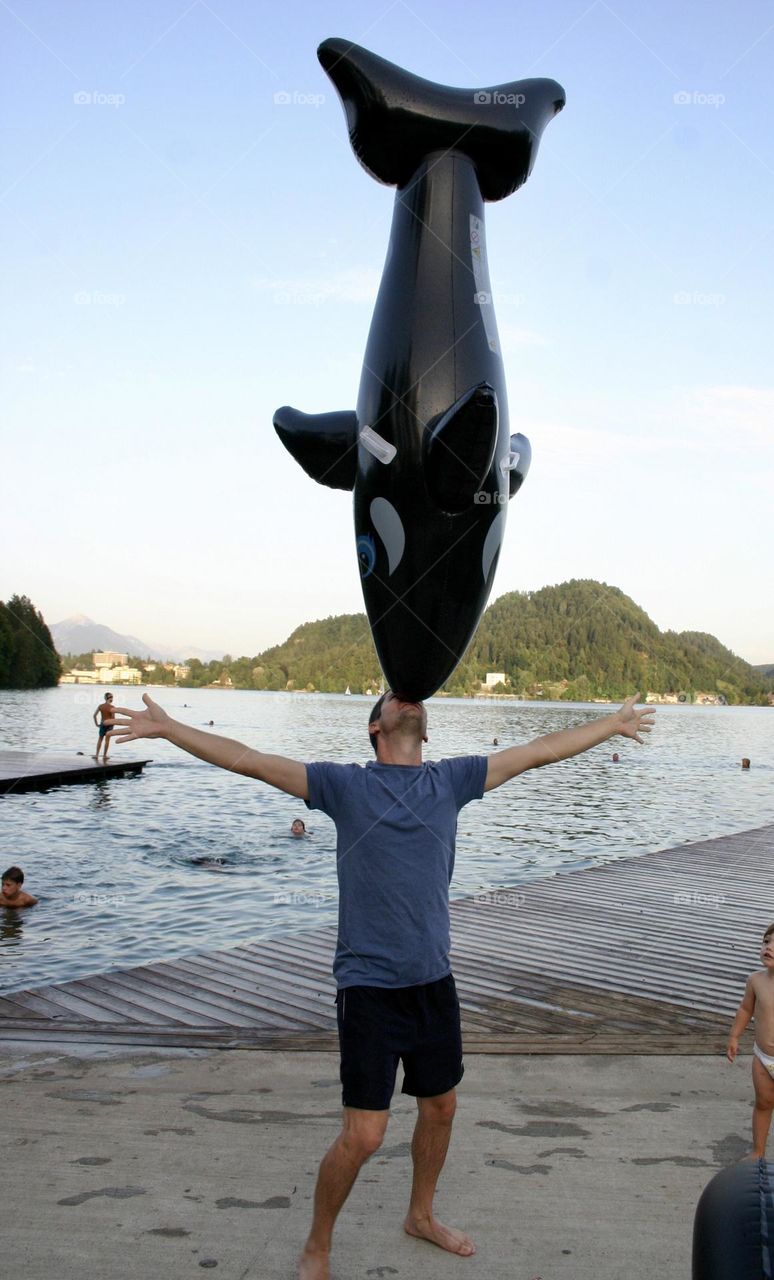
[403,1089,475,1256]
[299,1106,389,1280]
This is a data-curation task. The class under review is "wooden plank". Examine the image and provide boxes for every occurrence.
[4,983,128,1023]
[143,959,335,1030]
[165,955,337,1023]
[0,1019,752,1056]
[77,971,260,1027]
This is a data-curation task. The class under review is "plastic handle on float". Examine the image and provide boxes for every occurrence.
[500,450,521,474]
[359,426,397,465]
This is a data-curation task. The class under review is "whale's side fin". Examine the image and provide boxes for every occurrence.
[273,406,358,491]
[424,383,498,514]
[504,432,532,498]
[318,38,565,201]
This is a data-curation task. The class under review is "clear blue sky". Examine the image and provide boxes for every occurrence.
[2,0,773,664]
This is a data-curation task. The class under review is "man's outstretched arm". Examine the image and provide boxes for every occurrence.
[111,693,308,799]
[484,693,655,793]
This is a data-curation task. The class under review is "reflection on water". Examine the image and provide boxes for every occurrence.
[1,910,25,946]
[1,686,773,992]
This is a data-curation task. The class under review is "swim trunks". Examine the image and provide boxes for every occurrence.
[754,1043,774,1078]
[336,973,463,1110]
[98,723,111,738]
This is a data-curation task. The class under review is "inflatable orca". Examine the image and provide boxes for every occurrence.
[693,1158,774,1278]
[274,38,565,700]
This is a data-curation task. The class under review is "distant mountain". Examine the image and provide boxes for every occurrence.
[754,663,774,679]
[51,615,224,664]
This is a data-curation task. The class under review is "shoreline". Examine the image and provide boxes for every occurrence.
[51,681,772,707]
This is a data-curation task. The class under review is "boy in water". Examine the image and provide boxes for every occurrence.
[1,866,38,908]
[727,923,774,1156]
[93,691,116,762]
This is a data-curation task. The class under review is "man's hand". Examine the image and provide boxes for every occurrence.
[111,693,173,742]
[110,692,308,799]
[612,693,656,744]
[485,691,656,792]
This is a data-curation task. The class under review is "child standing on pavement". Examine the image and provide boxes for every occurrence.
[727,923,774,1156]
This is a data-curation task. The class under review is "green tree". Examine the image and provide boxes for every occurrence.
[0,595,61,689]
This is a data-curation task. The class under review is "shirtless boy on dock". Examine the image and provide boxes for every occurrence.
[93,692,115,762]
[727,923,774,1156]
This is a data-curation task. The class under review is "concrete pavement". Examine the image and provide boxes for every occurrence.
[0,1043,755,1280]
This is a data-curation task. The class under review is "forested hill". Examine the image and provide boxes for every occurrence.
[0,595,61,688]
[180,580,771,705]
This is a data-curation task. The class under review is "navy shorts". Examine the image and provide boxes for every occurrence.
[335,973,463,1110]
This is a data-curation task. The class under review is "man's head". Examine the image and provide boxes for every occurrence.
[2,866,24,898]
[367,691,427,759]
[104,692,113,703]
[290,819,306,837]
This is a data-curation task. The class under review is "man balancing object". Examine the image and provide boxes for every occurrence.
[111,689,654,1278]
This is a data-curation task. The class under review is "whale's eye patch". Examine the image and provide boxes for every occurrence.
[357,533,376,578]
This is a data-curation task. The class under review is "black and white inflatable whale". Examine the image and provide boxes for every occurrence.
[274,38,565,700]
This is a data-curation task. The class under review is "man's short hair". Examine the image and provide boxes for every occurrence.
[763,923,774,943]
[2,866,24,884]
[368,693,387,754]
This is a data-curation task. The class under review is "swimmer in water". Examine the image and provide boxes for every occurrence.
[2,866,37,908]
[291,819,307,838]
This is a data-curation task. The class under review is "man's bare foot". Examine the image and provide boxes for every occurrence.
[740,1151,765,1160]
[404,1213,476,1256]
[298,1245,330,1279]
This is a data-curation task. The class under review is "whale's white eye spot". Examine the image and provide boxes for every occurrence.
[482,511,506,582]
[370,497,405,576]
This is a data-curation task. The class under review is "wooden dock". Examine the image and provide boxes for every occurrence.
[0,750,151,794]
[1,821,771,1053]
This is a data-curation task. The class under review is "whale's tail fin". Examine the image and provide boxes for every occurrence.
[318,38,565,201]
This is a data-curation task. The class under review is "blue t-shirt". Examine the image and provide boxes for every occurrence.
[305,756,487,989]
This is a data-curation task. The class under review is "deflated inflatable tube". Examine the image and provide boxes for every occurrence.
[692,1159,774,1279]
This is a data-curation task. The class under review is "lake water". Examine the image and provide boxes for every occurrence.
[1,686,772,994]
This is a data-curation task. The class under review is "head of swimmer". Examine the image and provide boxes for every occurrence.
[762,924,774,968]
[368,691,428,761]
[2,866,24,900]
[290,819,306,838]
